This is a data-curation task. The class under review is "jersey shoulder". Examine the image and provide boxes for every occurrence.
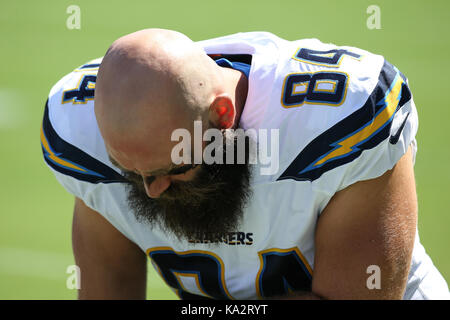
[41,58,124,184]
[197,31,286,54]
[273,42,417,185]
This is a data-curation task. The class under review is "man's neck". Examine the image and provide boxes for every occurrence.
[223,67,248,129]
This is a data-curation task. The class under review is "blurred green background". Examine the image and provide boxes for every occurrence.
[0,0,449,299]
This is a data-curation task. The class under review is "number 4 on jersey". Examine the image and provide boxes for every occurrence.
[294,48,362,67]
[62,74,97,104]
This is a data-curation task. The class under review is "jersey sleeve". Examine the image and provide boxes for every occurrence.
[40,63,144,247]
[277,59,418,194]
[40,100,125,185]
[336,60,418,191]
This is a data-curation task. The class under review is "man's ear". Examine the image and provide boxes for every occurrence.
[208,94,236,129]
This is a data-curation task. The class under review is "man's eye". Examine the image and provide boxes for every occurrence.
[170,167,190,175]
[169,164,197,175]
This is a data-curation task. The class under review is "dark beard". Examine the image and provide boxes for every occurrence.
[125,134,253,242]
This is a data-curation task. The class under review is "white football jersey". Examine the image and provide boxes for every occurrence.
[41,32,449,299]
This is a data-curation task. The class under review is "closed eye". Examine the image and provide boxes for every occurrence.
[167,164,198,176]
[122,164,198,185]
[142,164,198,185]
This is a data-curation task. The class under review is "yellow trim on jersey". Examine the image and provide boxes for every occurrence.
[255,247,312,299]
[146,246,234,299]
[313,79,337,93]
[292,82,309,95]
[172,271,213,299]
[61,73,97,105]
[40,125,87,173]
[147,257,183,299]
[314,74,404,167]
[281,71,349,108]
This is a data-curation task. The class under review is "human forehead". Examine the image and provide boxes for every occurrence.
[105,137,175,173]
[104,101,209,171]
[105,126,199,175]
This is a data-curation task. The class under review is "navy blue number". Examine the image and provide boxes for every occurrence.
[282,72,348,107]
[148,248,232,299]
[256,248,312,298]
[62,75,96,104]
[148,246,312,299]
[295,48,361,66]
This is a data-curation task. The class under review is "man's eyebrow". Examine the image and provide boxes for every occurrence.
[166,164,197,175]
[108,153,177,177]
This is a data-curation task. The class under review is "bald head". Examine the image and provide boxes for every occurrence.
[94,28,227,172]
[93,28,248,201]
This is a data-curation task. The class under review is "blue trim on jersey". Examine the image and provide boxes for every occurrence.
[41,100,126,184]
[78,63,100,69]
[277,60,412,182]
[215,58,250,78]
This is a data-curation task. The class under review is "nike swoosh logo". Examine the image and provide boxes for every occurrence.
[389,112,410,144]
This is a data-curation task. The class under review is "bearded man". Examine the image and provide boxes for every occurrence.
[41,29,449,299]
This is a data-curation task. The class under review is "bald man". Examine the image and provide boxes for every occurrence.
[41,29,449,299]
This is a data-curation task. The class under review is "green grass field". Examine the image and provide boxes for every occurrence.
[1,0,449,299]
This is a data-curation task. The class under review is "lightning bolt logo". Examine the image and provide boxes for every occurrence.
[300,73,404,174]
[40,125,104,177]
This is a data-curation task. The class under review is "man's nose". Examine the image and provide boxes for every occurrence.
[144,175,171,198]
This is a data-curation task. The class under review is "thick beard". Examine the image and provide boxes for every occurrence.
[125,133,253,242]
